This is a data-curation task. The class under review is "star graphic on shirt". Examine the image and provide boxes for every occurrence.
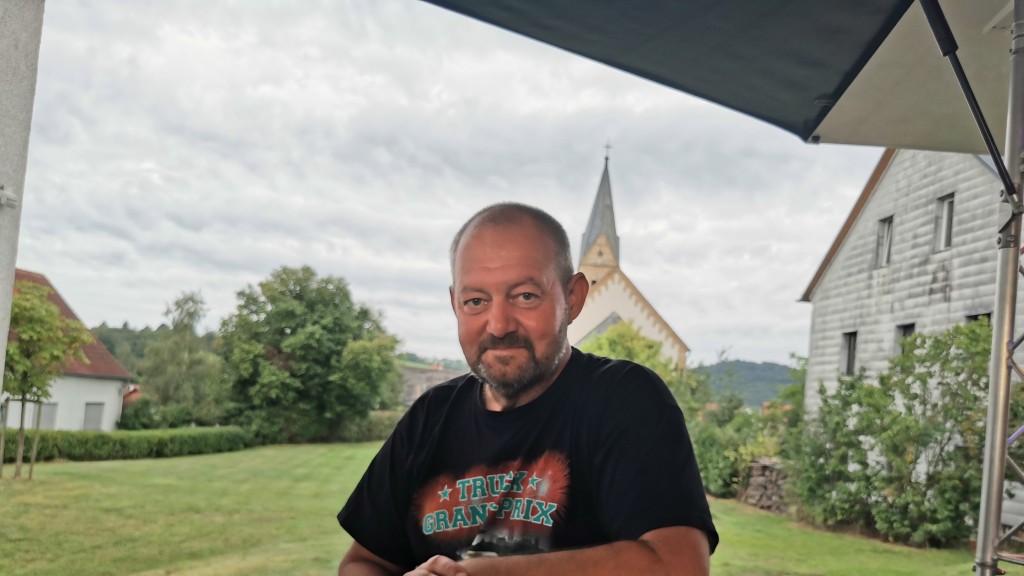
[438,485,452,502]
[529,474,541,490]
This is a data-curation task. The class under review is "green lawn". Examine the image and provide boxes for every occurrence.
[0,444,978,575]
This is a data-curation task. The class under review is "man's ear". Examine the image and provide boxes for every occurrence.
[449,285,457,315]
[566,272,589,323]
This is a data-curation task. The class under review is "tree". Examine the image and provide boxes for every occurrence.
[578,321,710,418]
[790,320,1008,547]
[92,321,167,380]
[579,321,675,381]
[2,280,91,479]
[137,292,227,425]
[219,266,399,443]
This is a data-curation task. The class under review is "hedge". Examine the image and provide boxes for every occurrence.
[336,411,403,443]
[1,426,253,463]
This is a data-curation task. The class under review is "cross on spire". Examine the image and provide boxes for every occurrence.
[604,141,612,163]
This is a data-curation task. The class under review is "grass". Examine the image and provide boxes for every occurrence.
[710,498,973,575]
[0,444,978,575]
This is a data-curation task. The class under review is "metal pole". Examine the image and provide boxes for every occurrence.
[975,1,1024,573]
[0,1,46,390]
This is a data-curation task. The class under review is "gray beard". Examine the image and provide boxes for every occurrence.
[472,342,568,402]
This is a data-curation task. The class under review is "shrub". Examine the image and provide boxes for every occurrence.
[789,373,874,531]
[789,320,1015,547]
[336,411,403,443]
[118,398,158,430]
[2,426,253,463]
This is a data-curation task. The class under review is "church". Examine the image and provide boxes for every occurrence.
[566,156,689,369]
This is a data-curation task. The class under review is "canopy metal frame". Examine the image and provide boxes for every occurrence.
[922,0,1024,573]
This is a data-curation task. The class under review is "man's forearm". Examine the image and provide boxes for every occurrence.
[460,540,701,576]
[338,560,399,576]
[414,526,710,576]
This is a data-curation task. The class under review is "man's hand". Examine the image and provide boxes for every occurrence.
[343,525,709,576]
[404,555,469,576]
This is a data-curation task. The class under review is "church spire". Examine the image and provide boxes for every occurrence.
[579,152,620,275]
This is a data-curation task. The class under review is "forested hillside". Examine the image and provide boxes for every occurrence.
[695,359,795,407]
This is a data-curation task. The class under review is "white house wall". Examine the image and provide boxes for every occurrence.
[805,150,1004,410]
[5,376,124,432]
[569,272,687,367]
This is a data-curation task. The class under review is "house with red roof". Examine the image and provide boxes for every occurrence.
[4,269,131,431]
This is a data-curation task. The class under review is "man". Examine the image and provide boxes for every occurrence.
[338,203,718,575]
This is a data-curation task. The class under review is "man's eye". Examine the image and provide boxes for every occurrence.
[518,293,538,302]
[465,298,484,307]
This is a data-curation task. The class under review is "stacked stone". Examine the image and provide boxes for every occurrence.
[739,457,786,514]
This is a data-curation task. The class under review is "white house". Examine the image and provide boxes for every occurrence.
[3,269,131,432]
[567,155,689,368]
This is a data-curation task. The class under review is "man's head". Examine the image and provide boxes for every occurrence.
[449,203,588,407]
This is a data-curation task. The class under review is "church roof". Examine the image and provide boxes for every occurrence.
[579,156,619,267]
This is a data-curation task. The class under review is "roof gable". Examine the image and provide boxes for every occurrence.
[590,268,689,354]
[11,269,131,381]
[800,148,896,302]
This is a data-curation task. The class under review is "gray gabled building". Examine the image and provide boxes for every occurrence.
[801,148,1003,410]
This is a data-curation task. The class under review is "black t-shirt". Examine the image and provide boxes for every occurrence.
[338,348,718,568]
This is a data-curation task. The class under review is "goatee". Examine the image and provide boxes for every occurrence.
[471,333,565,401]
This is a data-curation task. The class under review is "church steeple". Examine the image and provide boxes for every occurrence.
[579,152,620,284]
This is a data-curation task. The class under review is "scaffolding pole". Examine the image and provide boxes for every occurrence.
[975,0,1024,573]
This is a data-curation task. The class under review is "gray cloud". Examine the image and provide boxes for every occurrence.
[16,0,885,365]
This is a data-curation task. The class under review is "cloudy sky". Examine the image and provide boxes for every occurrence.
[15,0,884,366]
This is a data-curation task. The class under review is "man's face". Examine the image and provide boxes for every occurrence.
[450,219,583,401]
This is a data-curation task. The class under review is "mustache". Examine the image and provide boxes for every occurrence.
[478,333,534,354]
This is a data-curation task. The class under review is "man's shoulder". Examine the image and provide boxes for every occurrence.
[570,349,677,406]
[573,349,665,385]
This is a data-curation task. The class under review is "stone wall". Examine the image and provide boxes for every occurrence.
[739,457,786,514]
[401,365,464,405]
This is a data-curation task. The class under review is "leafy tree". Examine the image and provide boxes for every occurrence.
[790,370,875,530]
[579,321,711,420]
[2,280,91,478]
[580,321,675,381]
[219,266,399,443]
[92,321,168,380]
[137,292,227,425]
[867,320,991,546]
[118,397,158,430]
[790,320,1010,547]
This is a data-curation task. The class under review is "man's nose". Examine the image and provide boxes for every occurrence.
[486,300,517,337]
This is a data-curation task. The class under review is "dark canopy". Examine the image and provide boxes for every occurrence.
[422,0,1009,154]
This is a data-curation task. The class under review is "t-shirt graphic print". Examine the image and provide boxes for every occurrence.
[413,451,570,558]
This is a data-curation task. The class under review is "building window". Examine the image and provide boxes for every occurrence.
[895,323,916,355]
[875,216,893,267]
[841,331,858,375]
[936,194,954,251]
[83,403,104,431]
[39,403,58,430]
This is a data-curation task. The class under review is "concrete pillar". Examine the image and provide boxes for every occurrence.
[0,1,46,385]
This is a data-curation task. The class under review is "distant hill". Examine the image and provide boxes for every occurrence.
[695,360,795,407]
[398,352,468,372]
